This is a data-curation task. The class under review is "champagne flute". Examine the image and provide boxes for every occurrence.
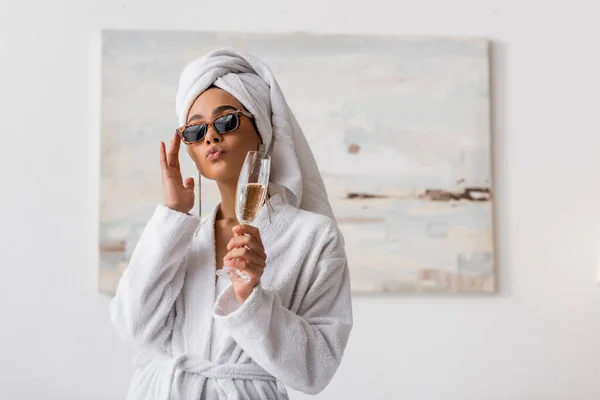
[216,151,271,282]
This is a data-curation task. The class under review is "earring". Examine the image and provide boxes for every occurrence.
[258,143,266,153]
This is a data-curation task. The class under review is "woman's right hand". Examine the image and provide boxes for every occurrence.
[160,132,195,214]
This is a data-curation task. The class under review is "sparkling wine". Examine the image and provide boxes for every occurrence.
[217,151,270,283]
[238,183,267,223]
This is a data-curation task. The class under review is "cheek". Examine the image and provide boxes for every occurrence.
[186,146,207,173]
[229,128,261,155]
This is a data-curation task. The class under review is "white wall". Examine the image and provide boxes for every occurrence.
[1,0,600,399]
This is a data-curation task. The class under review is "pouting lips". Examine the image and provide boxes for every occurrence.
[206,146,225,159]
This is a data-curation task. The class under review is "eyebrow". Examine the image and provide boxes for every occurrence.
[187,105,238,124]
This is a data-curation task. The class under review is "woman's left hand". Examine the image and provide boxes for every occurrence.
[224,224,267,303]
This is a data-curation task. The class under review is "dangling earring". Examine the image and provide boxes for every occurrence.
[258,143,266,153]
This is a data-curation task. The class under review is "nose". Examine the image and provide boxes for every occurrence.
[205,125,222,145]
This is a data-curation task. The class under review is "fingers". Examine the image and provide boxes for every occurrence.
[183,177,195,190]
[226,259,264,279]
[159,141,168,174]
[224,246,265,266]
[166,132,181,170]
[238,264,262,284]
[173,133,181,170]
[159,141,175,184]
[232,224,264,247]
[227,232,265,257]
[160,133,184,184]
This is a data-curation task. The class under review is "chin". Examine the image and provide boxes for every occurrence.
[199,164,238,183]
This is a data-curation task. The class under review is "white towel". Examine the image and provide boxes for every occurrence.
[175,48,335,220]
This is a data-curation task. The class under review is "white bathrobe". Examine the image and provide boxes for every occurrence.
[109,192,353,399]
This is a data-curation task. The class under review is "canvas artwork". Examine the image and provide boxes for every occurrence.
[99,30,494,295]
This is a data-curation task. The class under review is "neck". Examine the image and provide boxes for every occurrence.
[216,180,239,223]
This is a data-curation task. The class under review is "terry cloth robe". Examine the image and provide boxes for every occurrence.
[109,192,353,400]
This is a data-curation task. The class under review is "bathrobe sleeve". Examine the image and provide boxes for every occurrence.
[212,220,353,395]
[109,204,199,352]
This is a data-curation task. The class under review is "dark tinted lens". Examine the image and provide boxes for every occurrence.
[213,114,239,133]
[183,124,207,143]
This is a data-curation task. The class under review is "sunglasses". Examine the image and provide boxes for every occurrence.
[176,109,254,145]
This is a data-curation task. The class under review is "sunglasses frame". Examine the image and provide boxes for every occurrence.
[176,109,255,145]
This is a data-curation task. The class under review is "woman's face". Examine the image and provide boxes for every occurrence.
[184,87,262,184]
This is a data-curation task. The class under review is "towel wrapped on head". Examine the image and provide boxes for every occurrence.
[175,48,335,220]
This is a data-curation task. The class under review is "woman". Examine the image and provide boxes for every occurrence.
[109,48,353,400]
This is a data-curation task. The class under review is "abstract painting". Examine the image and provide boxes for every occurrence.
[100,30,494,294]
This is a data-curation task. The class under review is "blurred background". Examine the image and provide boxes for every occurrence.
[1,0,600,399]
